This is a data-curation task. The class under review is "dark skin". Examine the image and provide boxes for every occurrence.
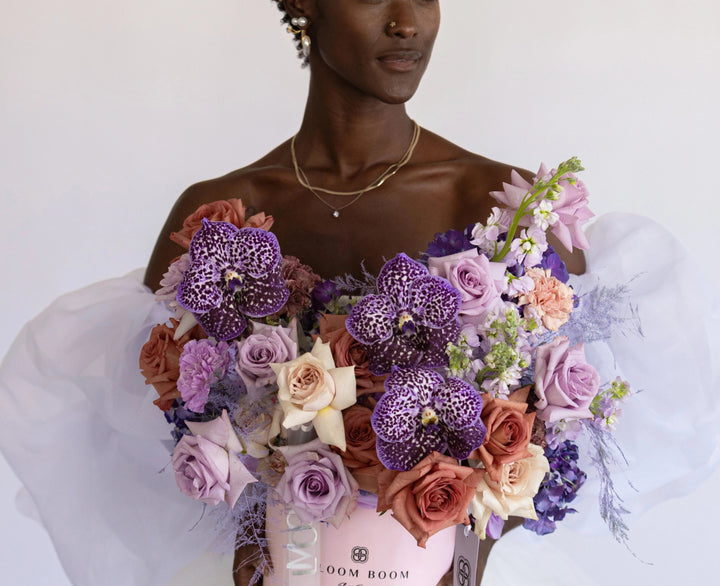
[144,1,584,583]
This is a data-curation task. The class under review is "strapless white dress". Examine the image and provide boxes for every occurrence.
[0,214,717,585]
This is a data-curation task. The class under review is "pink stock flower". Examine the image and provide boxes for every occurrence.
[490,164,593,252]
[519,268,574,331]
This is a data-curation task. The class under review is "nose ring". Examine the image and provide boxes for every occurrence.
[388,21,397,29]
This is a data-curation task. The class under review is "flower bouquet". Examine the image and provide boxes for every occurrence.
[140,159,636,585]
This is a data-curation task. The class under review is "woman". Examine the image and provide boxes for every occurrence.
[1,2,718,586]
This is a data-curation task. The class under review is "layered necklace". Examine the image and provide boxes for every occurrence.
[290,120,421,218]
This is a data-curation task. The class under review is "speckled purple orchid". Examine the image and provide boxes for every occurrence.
[176,220,289,341]
[346,253,461,375]
[371,367,486,471]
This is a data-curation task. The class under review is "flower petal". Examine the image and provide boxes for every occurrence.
[329,366,358,411]
[235,271,289,317]
[280,400,317,429]
[194,290,247,341]
[313,406,347,451]
[376,253,428,306]
[346,294,395,345]
[372,384,421,443]
[384,367,444,407]
[408,275,461,328]
[433,378,484,431]
[189,220,238,262]
[226,227,283,278]
[376,427,445,471]
[176,259,223,313]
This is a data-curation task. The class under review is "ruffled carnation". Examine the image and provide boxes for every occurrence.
[519,267,574,331]
[177,339,232,413]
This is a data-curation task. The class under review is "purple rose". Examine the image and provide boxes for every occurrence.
[428,249,506,325]
[534,336,600,422]
[235,320,298,396]
[276,438,358,528]
[172,410,257,507]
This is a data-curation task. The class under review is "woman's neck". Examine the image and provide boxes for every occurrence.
[293,75,417,184]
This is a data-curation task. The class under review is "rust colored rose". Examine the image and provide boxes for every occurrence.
[377,452,482,547]
[139,318,203,411]
[519,267,574,331]
[318,314,386,396]
[338,404,384,493]
[471,386,535,482]
[169,198,274,249]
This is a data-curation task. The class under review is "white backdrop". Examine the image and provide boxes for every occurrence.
[1,0,718,584]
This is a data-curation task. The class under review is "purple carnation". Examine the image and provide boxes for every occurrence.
[346,253,462,375]
[371,367,486,471]
[178,339,231,413]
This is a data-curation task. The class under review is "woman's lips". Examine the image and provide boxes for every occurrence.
[377,51,422,72]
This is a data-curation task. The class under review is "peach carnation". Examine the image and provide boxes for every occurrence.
[519,267,574,331]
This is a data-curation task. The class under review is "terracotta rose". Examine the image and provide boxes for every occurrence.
[169,198,274,249]
[139,318,204,411]
[377,452,483,548]
[337,404,385,493]
[470,386,535,482]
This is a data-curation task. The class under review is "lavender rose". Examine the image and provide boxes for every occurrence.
[172,410,257,507]
[534,336,600,422]
[427,249,507,324]
[276,438,359,528]
[235,320,298,396]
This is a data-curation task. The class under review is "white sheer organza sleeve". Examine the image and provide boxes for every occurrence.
[0,270,221,586]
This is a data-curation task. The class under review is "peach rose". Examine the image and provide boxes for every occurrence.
[337,404,384,493]
[471,386,536,482]
[169,198,273,249]
[271,339,356,450]
[139,318,202,411]
[377,452,483,547]
[518,267,574,331]
[318,314,386,396]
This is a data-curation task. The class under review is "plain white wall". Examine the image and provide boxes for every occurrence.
[1,0,718,584]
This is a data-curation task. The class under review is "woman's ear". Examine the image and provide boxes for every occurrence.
[282,0,314,21]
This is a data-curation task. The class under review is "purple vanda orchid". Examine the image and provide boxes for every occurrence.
[346,253,462,375]
[371,367,486,471]
[176,220,289,341]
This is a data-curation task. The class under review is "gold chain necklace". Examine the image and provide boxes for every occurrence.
[290,120,421,218]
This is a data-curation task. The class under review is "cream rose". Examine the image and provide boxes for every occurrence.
[469,444,549,539]
[271,338,356,451]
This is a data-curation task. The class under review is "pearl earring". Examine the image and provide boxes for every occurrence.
[289,16,311,58]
